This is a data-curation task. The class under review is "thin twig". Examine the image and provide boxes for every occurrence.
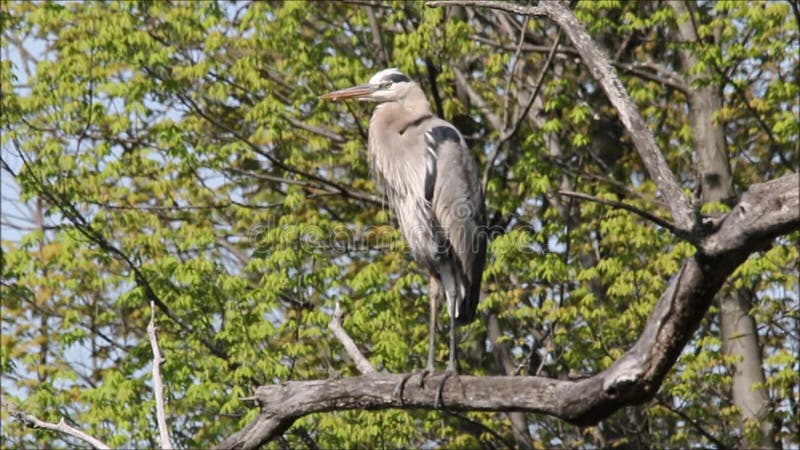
[148,301,174,449]
[557,190,690,240]
[501,16,529,130]
[615,61,689,93]
[429,0,694,231]
[452,67,503,131]
[1,399,111,449]
[483,28,564,190]
[225,166,379,204]
[471,35,689,94]
[656,398,730,450]
[443,409,517,449]
[328,301,376,375]
[10,139,229,359]
[282,115,346,143]
[143,67,378,207]
[428,0,542,16]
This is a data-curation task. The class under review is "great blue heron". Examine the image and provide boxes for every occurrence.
[321,68,486,403]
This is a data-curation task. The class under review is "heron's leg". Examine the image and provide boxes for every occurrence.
[426,274,438,373]
[392,274,439,401]
[435,291,458,408]
[447,305,458,372]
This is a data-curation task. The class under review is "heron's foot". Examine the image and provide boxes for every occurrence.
[417,368,431,387]
[434,369,457,409]
[392,369,431,401]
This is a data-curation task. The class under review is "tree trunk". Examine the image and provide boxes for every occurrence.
[668,2,775,446]
[721,289,774,447]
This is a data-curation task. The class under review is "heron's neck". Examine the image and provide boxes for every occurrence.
[399,86,432,118]
[371,86,433,135]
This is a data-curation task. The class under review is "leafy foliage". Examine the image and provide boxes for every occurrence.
[1,1,797,448]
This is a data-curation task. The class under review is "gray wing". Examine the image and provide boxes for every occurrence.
[424,124,487,325]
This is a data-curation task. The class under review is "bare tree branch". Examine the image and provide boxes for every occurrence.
[282,115,346,143]
[614,61,689,93]
[668,0,735,207]
[470,36,689,93]
[500,16,529,131]
[700,172,799,256]
[328,302,376,375]
[428,0,695,231]
[557,190,688,239]
[9,138,231,360]
[217,175,799,449]
[656,398,730,450]
[148,301,174,450]
[225,167,381,206]
[365,5,389,67]
[452,67,503,132]
[483,22,563,190]
[2,399,111,450]
[142,67,378,208]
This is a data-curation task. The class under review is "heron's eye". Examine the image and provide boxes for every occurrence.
[379,81,392,89]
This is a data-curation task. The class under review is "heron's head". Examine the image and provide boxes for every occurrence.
[320,68,415,103]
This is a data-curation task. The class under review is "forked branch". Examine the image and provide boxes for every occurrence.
[428,0,695,231]
[217,175,798,449]
[216,258,706,449]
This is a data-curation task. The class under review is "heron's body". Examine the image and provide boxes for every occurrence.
[321,68,486,384]
[369,94,485,325]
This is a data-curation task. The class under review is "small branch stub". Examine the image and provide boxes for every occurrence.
[329,301,376,375]
[148,301,174,450]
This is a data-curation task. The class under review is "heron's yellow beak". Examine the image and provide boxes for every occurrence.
[320,84,378,101]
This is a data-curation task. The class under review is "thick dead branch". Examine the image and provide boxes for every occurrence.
[218,261,706,450]
[217,174,799,450]
[428,0,695,231]
[700,172,799,256]
[2,399,111,450]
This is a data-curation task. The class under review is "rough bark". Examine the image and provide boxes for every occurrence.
[721,289,774,446]
[217,172,799,449]
[700,173,797,446]
[219,3,800,447]
[430,0,695,231]
[215,2,800,447]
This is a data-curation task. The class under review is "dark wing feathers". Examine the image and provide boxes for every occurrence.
[423,126,460,204]
[423,125,486,325]
[423,130,438,204]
